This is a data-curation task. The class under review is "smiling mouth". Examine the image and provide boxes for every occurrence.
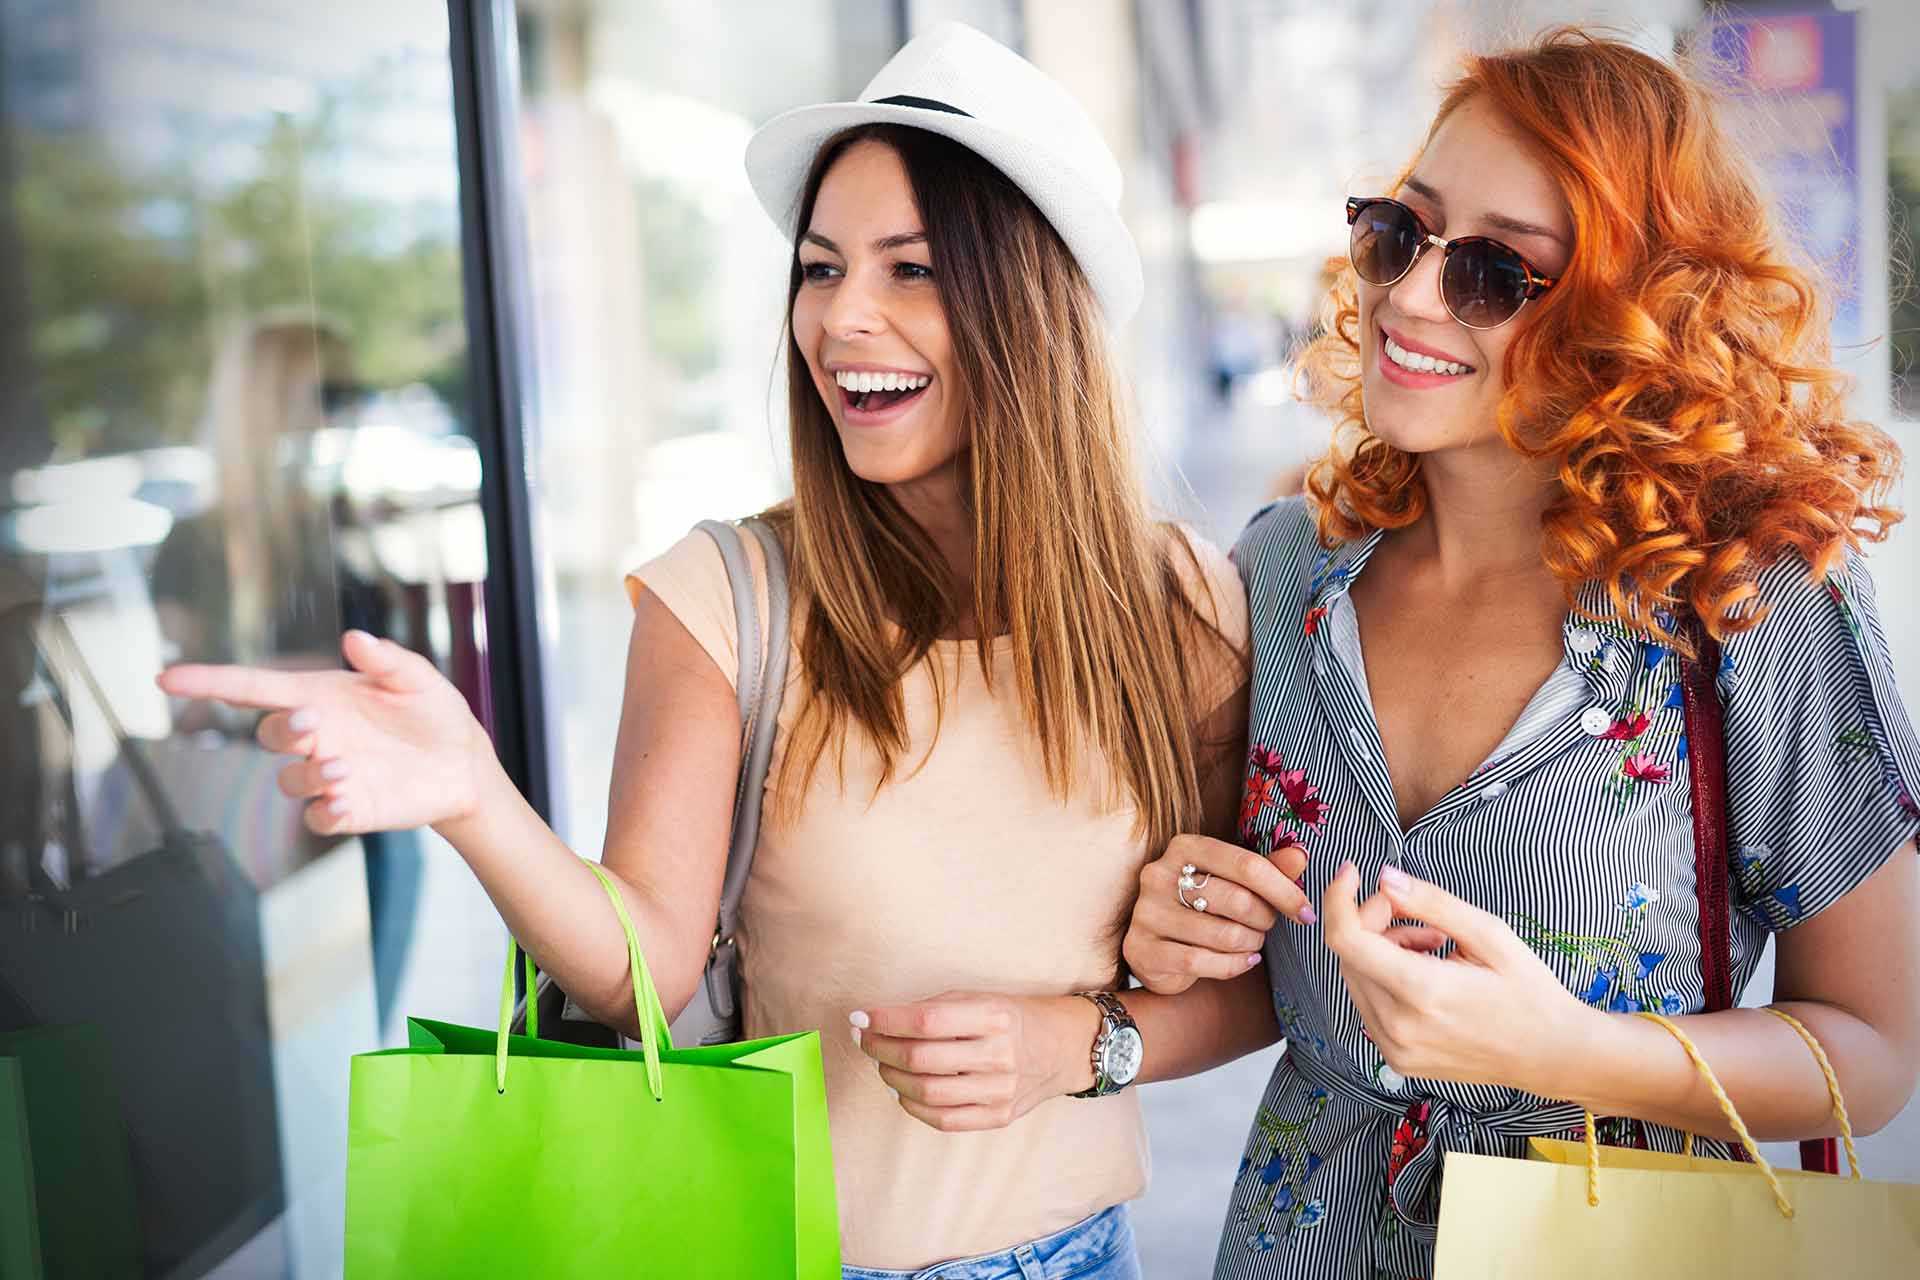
[834,370,932,414]
[842,383,929,413]
[1380,330,1475,377]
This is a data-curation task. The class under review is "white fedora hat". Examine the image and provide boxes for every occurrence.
[745,21,1144,326]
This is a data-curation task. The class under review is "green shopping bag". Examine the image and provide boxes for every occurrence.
[0,1024,141,1280]
[1,1057,38,1280]
[343,861,838,1277]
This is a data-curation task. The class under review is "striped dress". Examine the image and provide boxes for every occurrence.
[1213,497,1920,1280]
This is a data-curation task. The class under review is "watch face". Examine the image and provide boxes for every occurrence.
[1103,1025,1143,1086]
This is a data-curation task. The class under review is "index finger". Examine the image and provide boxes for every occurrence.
[1321,861,1423,984]
[856,999,994,1041]
[156,663,309,711]
[1377,866,1521,965]
[1177,836,1310,920]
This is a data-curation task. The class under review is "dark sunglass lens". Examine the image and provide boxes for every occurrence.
[1350,202,1422,286]
[1442,240,1531,328]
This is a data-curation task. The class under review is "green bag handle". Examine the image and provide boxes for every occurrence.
[494,860,674,1101]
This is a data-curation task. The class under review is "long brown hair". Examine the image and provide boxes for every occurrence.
[1302,28,1902,647]
[768,123,1232,851]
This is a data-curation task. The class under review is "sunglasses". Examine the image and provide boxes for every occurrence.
[1345,196,1559,330]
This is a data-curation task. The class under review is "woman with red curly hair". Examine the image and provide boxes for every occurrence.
[1115,28,1919,1278]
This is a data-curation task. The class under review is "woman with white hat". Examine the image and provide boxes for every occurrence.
[162,22,1285,1276]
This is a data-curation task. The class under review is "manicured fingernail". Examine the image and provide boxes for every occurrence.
[849,1010,870,1029]
[1338,859,1357,878]
[328,797,349,816]
[1245,953,1263,967]
[1299,905,1318,926]
[850,1026,862,1046]
[1381,865,1411,891]
[888,1087,899,1100]
[320,759,349,781]
[290,709,318,732]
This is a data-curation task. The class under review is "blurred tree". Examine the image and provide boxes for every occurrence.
[12,68,468,462]
[1890,83,1920,419]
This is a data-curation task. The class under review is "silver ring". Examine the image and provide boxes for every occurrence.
[1177,885,1210,913]
[1178,870,1212,892]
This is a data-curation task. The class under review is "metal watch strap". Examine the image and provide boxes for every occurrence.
[1070,991,1136,1099]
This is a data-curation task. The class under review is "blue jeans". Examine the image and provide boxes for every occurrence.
[842,1205,1140,1280]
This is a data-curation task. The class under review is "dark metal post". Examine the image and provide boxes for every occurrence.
[446,0,550,819]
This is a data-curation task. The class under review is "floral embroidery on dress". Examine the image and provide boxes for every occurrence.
[1386,1101,1430,1192]
[1304,605,1329,636]
[1599,641,1683,811]
[1601,713,1652,741]
[1622,753,1671,785]
[1233,1091,1331,1250]
[1835,726,1875,762]
[1826,575,1861,640]
[1734,845,1806,927]
[1308,549,1346,598]
[1241,745,1332,858]
[1514,880,1685,1014]
[1621,882,1660,915]
[1273,989,1332,1063]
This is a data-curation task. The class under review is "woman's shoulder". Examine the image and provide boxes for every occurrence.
[1717,547,1900,689]
[1230,494,1322,584]
[1712,546,1920,928]
[1160,522,1245,636]
[625,520,780,694]
[626,525,728,607]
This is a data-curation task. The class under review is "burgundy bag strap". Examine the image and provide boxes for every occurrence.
[1679,624,1735,1013]
[1679,619,1839,1174]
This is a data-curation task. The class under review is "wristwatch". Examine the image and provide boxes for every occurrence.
[1069,991,1142,1098]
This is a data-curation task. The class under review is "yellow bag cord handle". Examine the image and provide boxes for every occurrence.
[1762,1006,1861,1179]
[1581,1011,1791,1218]
[1667,1010,1858,1174]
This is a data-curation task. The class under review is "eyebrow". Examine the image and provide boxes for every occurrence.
[800,230,929,254]
[1402,177,1567,248]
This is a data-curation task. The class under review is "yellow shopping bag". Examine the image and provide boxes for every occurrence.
[1434,1011,1920,1279]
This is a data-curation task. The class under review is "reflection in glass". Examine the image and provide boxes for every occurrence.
[0,3,496,1274]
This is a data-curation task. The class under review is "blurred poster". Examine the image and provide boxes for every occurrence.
[1709,10,1862,349]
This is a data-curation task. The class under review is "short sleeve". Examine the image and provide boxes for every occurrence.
[1168,524,1251,719]
[626,529,748,693]
[1721,551,1920,930]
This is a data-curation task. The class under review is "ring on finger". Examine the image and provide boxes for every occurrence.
[1176,884,1210,913]
[1178,868,1212,892]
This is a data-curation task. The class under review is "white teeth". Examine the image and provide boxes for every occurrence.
[1384,336,1471,377]
[834,370,932,392]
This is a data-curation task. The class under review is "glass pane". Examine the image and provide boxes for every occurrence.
[513,0,896,853]
[0,3,502,1274]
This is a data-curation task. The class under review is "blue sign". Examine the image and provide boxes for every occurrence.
[1709,10,1862,349]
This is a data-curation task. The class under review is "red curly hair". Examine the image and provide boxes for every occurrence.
[1301,27,1904,647]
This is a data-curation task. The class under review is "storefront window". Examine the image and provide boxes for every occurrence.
[0,3,500,1273]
